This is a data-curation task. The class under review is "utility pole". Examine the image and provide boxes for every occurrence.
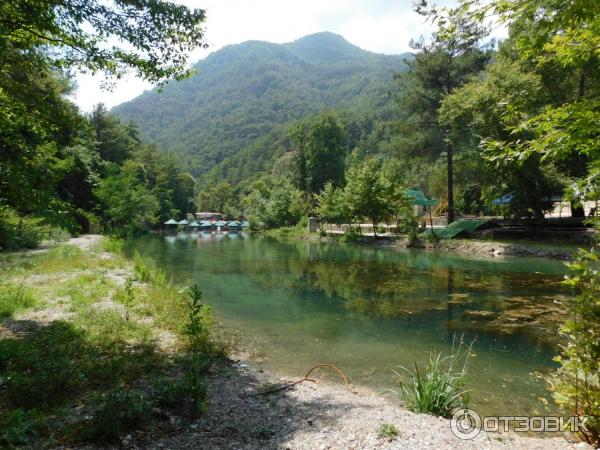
[446,140,455,225]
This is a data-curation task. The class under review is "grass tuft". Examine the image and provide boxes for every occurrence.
[0,283,37,318]
[377,423,399,441]
[391,339,472,417]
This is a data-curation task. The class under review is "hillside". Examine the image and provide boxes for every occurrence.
[113,32,409,182]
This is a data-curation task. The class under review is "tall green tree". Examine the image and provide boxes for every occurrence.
[293,113,347,195]
[342,156,406,236]
[395,4,491,222]
[95,161,159,235]
[90,104,138,164]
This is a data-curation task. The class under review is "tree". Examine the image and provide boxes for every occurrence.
[395,4,491,222]
[293,113,347,195]
[0,0,207,83]
[315,182,351,227]
[196,182,234,214]
[90,104,138,164]
[343,156,397,236]
[95,161,159,235]
[451,0,600,218]
[439,58,563,220]
[242,177,305,230]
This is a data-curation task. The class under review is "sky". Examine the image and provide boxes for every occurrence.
[72,0,501,112]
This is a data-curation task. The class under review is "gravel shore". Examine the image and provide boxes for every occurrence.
[128,358,590,450]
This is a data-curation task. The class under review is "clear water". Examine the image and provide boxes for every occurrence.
[126,232,570,417]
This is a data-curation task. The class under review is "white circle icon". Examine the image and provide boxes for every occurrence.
[450,408,481,440]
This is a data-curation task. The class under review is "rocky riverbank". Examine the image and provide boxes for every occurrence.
[408,238,575,260]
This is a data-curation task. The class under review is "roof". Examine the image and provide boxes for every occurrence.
[406,189,438,206]
[420,219,490,240]
[164,219,178,225]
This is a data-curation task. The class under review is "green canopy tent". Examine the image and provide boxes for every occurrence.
[405,189,438,230]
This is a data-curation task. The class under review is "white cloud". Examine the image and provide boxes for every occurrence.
[71,0,502,112]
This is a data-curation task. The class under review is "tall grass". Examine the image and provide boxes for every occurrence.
[0,283,37,318]
[392,340,472,417]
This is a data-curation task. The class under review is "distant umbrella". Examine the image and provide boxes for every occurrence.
[240,221,250,227]
[189,221,200,227]
[227,221,240,227]
[214,220,227,227]
[164,219,178,225]
[178,219,189,225]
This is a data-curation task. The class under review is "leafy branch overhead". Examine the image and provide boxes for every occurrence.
[0,0,208,82]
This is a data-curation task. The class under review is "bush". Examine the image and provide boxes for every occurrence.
[391,342,472,417]
[548,244,600,446]
[101,236,124,254]
[0,208,44,250]
[184,285,210,416]
[46,227,71,246]
[0,409,47,449]
[423,230,440,246]
[86,387,152,443]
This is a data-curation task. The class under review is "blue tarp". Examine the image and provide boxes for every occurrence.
[492,194,513,206]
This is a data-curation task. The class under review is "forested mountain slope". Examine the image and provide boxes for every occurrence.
[113,32,409,182]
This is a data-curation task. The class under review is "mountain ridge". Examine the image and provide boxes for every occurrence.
[113,31,410,180]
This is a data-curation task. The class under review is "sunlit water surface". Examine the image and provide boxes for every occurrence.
[126,232,570,416]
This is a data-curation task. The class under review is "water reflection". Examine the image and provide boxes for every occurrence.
[126,234,568,416]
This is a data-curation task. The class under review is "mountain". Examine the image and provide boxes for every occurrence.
[113,32,410,183]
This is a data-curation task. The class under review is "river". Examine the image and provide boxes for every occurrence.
[126,232,570,417]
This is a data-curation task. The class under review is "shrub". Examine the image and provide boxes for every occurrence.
[0,409,47,449]
[184,284,210,416]
[46,227,71,246]
[86,387,152,443]
[101,236,124,254]
[391,342,472,417]
[548,244,600,446]
[423,229,440,246]
[0,208,44,250]
[153,375,189,408]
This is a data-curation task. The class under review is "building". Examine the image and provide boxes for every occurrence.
[195,212,223,221]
